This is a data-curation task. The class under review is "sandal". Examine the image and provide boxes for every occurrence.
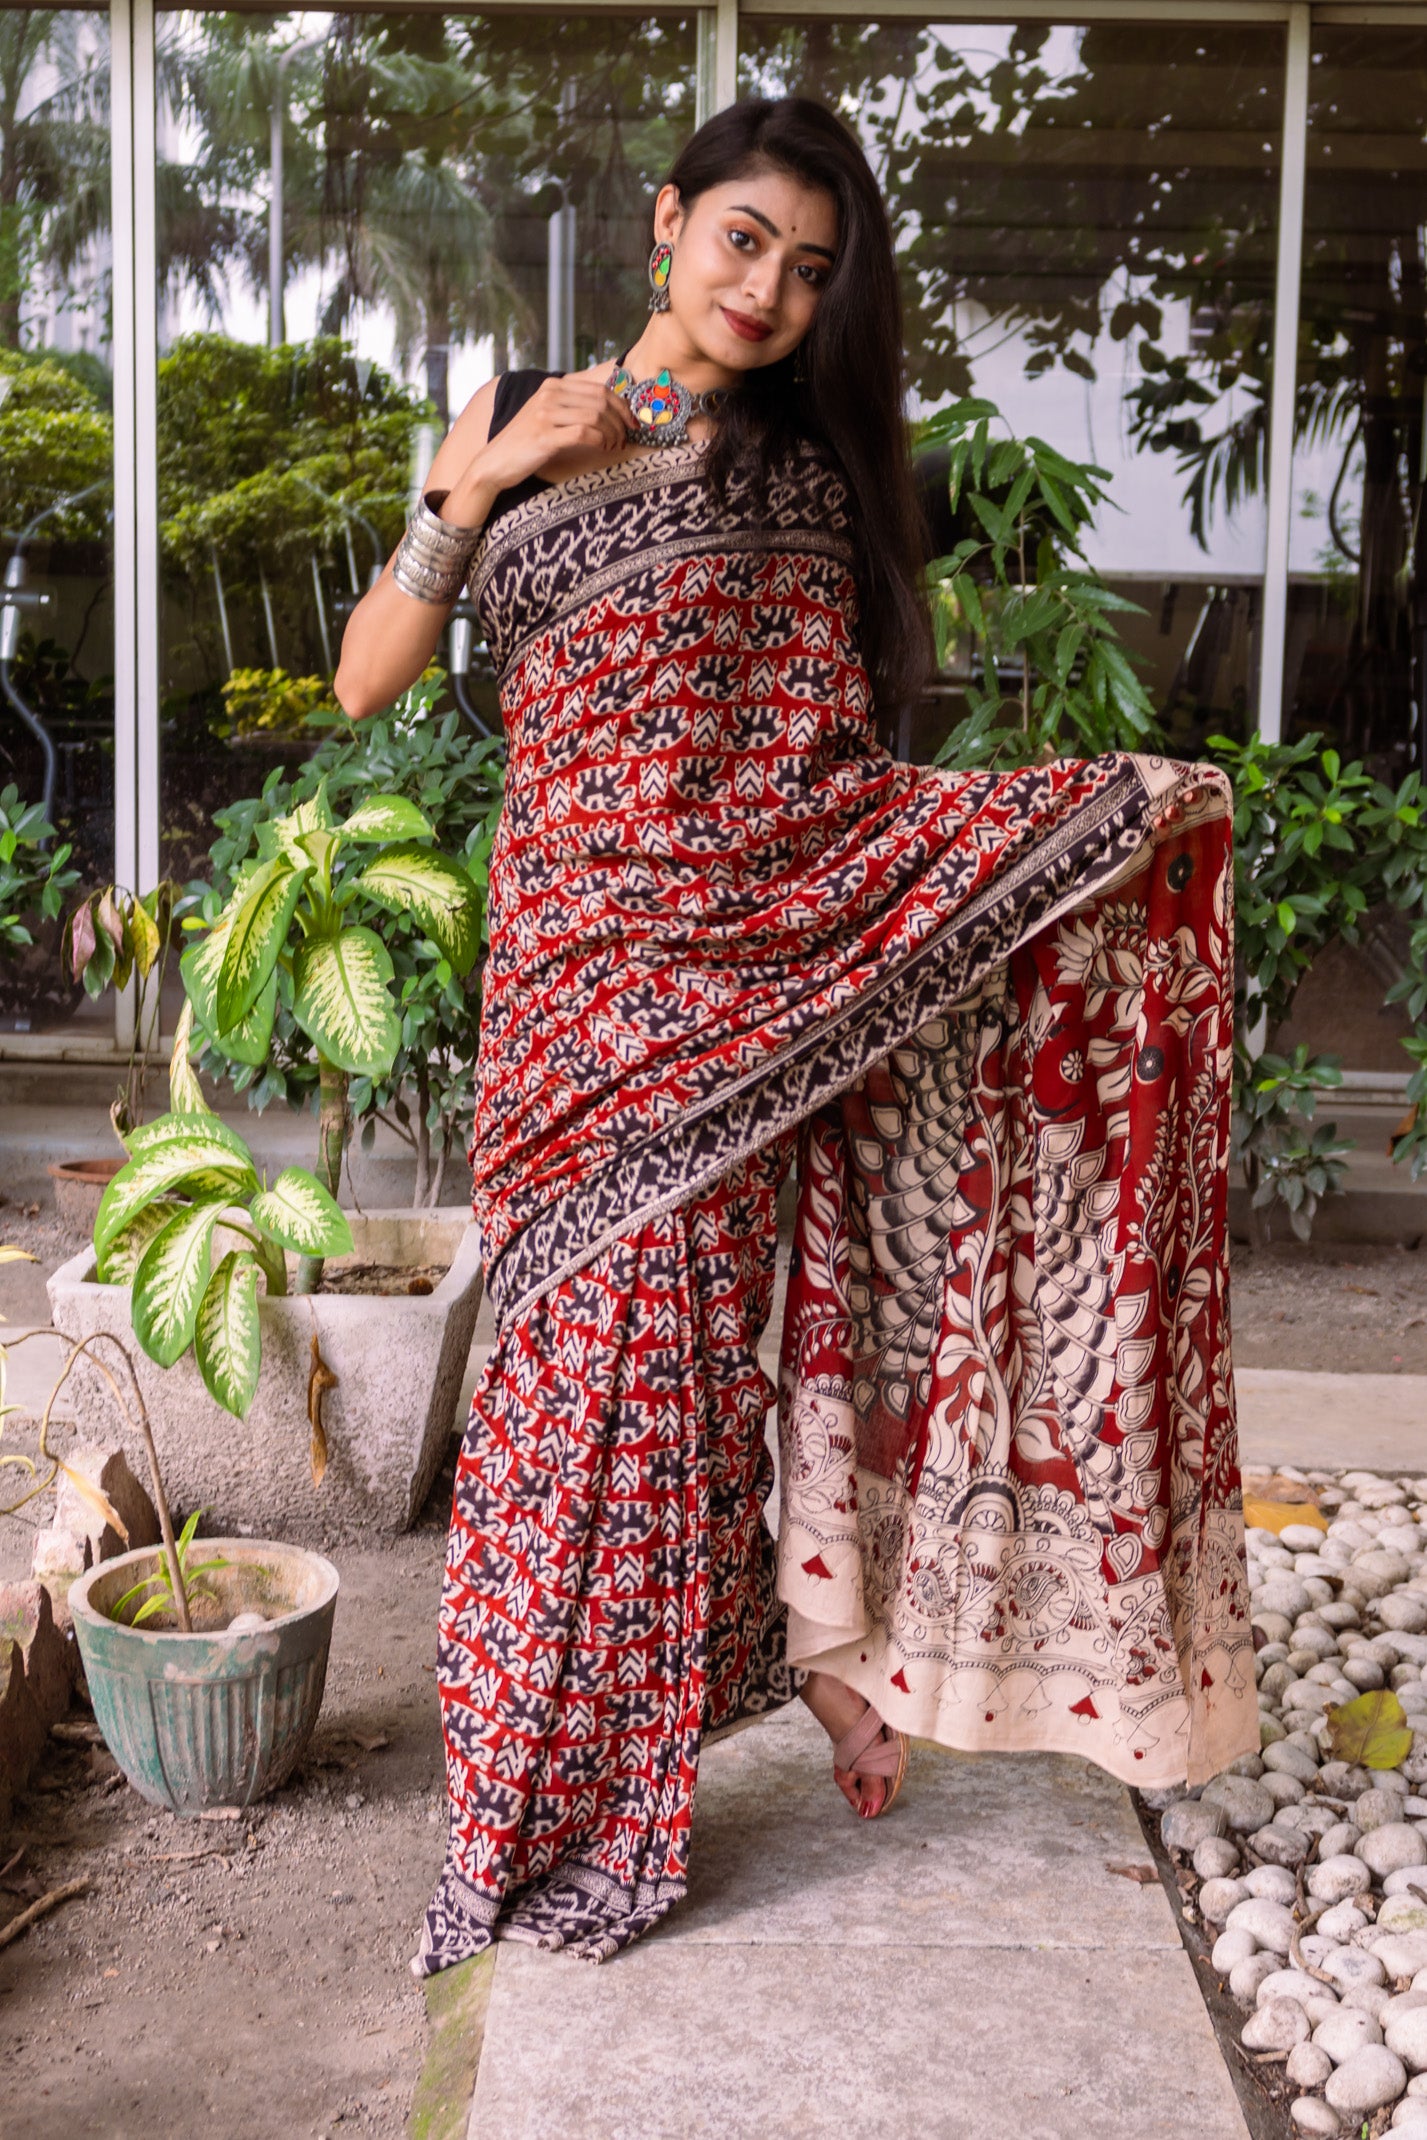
[832,1702,910,1820]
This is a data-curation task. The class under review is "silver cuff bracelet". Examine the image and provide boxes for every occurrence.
[390,493,483,604]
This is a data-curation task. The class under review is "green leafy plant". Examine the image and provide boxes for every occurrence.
[196,670,503,1207]
[1208,731,1427,1235]
[0,785,79,955]
[918,396,1163,769]
[92,1016,353,1415]
[112,1509,226,1627]
[182,758,483,1280]
[218,666,340,742]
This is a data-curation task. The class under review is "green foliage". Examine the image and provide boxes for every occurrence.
[919,398,1162,770]
[219,667,339,742]
[112,1509,228,1628]
[0,353,111,538]
[62,879,184,1133]
[94,1010,350,1418]
[0,786,78,955]
[196,670,505,1207]
[157,334,424,581]
[1206,731,1427,1232]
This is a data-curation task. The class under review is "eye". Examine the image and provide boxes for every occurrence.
[795,263,829,289]
[727,226,756,251]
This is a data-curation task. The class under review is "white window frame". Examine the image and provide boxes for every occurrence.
[0,0,1414,1055]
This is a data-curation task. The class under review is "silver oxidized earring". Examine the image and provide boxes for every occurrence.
[647,240,673,313]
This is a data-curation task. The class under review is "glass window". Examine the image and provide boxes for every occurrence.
[154,9,698,880]
[742,19,1285,760]
[0,8,113,1035]
[1286,26,1427,775]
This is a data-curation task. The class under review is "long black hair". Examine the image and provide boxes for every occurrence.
[661,97,933,740]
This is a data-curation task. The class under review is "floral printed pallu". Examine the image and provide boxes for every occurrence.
[417,412,1258,1976]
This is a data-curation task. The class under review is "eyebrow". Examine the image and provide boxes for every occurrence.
[729,202,837,262]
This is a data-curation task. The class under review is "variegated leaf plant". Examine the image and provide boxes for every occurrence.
[92,1008,353,1419]
[178,779,481,1291]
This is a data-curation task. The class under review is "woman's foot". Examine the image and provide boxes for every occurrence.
[799,1670,904,1818]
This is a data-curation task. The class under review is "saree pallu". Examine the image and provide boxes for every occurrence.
[418,428,1258,1975]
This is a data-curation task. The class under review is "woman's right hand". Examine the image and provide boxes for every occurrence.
[334,370,638,722]
[434,371,638,528]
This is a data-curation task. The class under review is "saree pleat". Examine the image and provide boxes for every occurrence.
[420,1141,795,1971]
[417,406,1258,1975]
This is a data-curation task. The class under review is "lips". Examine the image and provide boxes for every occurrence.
[721,307,773,343]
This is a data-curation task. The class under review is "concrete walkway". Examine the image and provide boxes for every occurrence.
[466,1705,1248,2140]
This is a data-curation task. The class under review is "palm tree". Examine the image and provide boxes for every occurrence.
[0,11,109,351]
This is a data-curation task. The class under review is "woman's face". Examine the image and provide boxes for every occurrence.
[653,169,839,374]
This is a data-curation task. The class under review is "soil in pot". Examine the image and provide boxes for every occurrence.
[317,1260,449,1297]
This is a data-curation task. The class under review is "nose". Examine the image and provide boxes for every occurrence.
[740,253,781,314]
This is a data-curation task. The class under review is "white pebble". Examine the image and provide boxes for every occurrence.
[1227,1897,1296,1954]
[1200,1876,1250,1923]
[1193,1836,1241,1881]
[1290,2099,1342,2136]
[1309,1855,1374,1904]
[1325,2043,1409,2116]
[1245,1999,1310,2050]
[1387,2009,1427,2074]
[1314,2007,1385,2063]
[1212,1927,1259,1973]
[1287,2041,1335,2089]
[1318,1902,1371,1942]
[1246,1864,1300,1905]
[1230,1952,1281,2002]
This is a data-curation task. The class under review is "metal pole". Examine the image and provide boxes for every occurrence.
[1257,1,1310,743]
[110,0,137,1050]
[269,36,321,350]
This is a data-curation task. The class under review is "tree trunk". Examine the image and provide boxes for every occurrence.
[294,1054,348,1294]
[412,1061,432,1207]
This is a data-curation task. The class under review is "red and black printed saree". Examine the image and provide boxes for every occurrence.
[416,374,1258,1975]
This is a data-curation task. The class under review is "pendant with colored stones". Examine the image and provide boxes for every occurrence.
[605,362,725,448]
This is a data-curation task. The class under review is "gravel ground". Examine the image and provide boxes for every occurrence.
[1146,1468,1427,2139]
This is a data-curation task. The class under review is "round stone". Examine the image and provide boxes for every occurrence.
[1361,1790,1411,1834]
[1385,1992,1427,2027]
[1259,1577,1314,1620]
[1266,1742,1324,1785]
[1255,1612,1296,1646]
[1321,1948,1389,1994]
[1391,2104,1427,2133]
[1387,1598,1427,1635]
[1245,1999,1311,2051]
[1346,1658,1389,1692]
[1371,1935,1427,1980]
[1290,2100,1343,2137]
[1263,1771,1308,1808]
[1387,2009,1427,2074]
[1283,1523,1330,1550]
[1309,1855,1375,1904]
[1231,1952,1281,2002]
[1201,1876,1250,1923]
[1314,2007,1385,2063]
[1319,1824,1364,1860]
[1345,1984,1393,2022]
[1162,1799,1229,1853]
[1201,1774,1278,1833]
[1212,1927,1260,1973]
[1227,1897,1296,1954]
[1260,1969,1334,2010]
[1322,1762,1375,1797]
[1246,1864,1301,1905]
[1361,1826,1427,1879]
[1318,1902,1371,1942]
[1353,1553,1412,1601]
[1379,1896,1427,1934]
[1254,1824,1311,1868]
[1325,2044,1408,2116]
[1288,2041,1335,2089]
[1193,1836,1241,1880]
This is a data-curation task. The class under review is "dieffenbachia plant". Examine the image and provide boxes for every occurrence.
[94,1011,353,1418]
[179,780,481,1291]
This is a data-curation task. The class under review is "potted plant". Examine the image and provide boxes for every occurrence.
[46,777,487,1535]
[196,670,503,1206]
[2,1267,338,1815]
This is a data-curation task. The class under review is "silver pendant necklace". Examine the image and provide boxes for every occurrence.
[605,356,727,448]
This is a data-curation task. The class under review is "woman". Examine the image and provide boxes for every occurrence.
[335,95,1258,1974]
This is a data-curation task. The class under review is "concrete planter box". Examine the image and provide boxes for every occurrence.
[47,1209,483,1540]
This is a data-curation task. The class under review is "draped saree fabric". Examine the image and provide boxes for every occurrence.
[417,374,1258,1975]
